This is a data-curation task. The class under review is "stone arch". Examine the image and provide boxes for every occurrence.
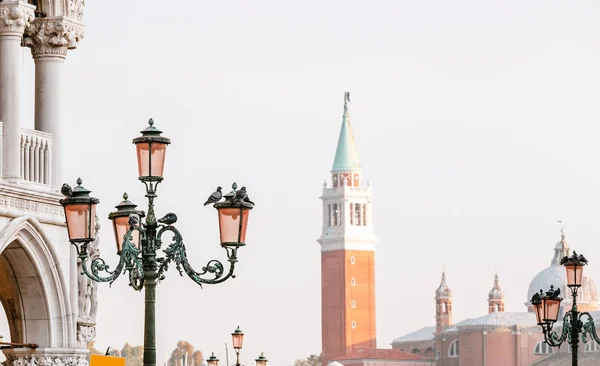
[424,348,435,358]
[0,216,72,348]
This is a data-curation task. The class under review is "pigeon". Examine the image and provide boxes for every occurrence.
[61,183,72,197]
[579,253,589,264]
[232,186,248,203]
[552,287,561,297]
[158,213,178,225]
[203,187,223,206]
[128,214,140,227]
[530,292,541,304]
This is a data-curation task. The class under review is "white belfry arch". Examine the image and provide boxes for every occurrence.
[0,0,90,365]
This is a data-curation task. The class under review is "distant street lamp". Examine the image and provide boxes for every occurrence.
[207,327,268,366]
[59,119,255,366]
[530,252,600,366]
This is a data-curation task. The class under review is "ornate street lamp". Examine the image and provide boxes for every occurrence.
[206,353,219,366]
[232,326,244,366]
[208,327,267,366]
[530,252,600,366]
[60,118,255,366]
[255,353,268,366]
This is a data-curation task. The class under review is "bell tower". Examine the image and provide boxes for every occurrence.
[435,271,452,334]
[488,273,505,313]
[318,92,378,365]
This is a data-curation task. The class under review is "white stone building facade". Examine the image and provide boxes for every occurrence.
[0,1,92,366]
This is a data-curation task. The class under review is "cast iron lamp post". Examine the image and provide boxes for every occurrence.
[206,327,268,366]
[530,252,600,366]
[59,119,255,366]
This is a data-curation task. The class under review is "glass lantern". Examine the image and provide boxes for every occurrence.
[60,178,100,243]
[542,286,563,323]
[108,193,145,253]
[255,353,268,366]
[232,326,244,350]
[206,353,219,366]
[132,118,171,182]
[562,253,587,287]
[531,290,545,325]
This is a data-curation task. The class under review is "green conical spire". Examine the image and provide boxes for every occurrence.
[332,92,361,172]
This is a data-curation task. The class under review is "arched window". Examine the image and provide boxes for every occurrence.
[351,278,356,286]
[351,300,356,308]
[411,349,420,354]
[424,348,435,358]
[534,341,553,355]
[442,302,447,313]
[351,321,356,329]
[350,256,356,265]
[585,341,600,352]
[448,340,459,357]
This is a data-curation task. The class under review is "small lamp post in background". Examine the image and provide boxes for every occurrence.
[207,327,268,366]
[531,252,600,366]
[59,119,255,366]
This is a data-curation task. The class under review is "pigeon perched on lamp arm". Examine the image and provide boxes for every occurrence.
[158,213,177,226]
[128,214,140,227]
[204,186,223,206]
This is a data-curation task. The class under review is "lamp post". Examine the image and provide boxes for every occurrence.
[59,118,255,366]
[207,327,268,366]
[530,251,600,366]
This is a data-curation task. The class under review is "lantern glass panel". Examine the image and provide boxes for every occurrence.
[232,332,244,349]
[136,141,167,178]
[65,203,96,241]
[256,359,267,366]
[218,208,249,244]
[543,298,561,323]
[534,302,544,325]
[113,216,140,252]
[565,264,584,287]
[207,358,219,366]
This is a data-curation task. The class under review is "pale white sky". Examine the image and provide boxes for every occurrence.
[7,1,600,365]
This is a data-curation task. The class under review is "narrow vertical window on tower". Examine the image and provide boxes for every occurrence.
[333,174,338,188]
[349,203,354,225]
[362,204,367,226]
[328,205,332,227]
[350,256,356,264]
[354,204,362,225]
[351,278,356,286]
[352,321,357,329]
[351,300,356,308]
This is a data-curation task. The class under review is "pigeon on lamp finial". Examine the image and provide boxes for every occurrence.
[61,183,72,197]
[158,213,178,226]
[204,187,223,206]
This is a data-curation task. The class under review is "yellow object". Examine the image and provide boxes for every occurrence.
[90,354,126,366]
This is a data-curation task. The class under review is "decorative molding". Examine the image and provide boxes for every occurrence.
[3,355,88,366]
[23,18,84,59]
[0,193,63,217]
[69,0,85,21]
[0,2,35,36]
[76,321,96,348]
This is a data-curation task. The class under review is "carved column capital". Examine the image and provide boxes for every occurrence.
[0,1,35,37]
[23,17,84,59]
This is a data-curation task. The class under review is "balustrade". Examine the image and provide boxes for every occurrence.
[20,128,51,185]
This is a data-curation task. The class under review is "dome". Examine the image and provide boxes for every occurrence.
[489,274,504,300]
[526,231,599,311]
[436,271,451,298]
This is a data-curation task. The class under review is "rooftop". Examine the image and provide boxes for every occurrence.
[333,348,425,362]
[332,92,361,173]
[392,326,435,343]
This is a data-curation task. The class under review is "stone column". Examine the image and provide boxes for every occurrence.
[0,2,35,181]
[23,17,84,188]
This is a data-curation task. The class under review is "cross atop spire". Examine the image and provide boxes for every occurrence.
[332,92,361,173]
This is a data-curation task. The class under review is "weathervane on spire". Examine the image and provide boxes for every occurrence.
[343,91,351,113]
[558,220,565,240]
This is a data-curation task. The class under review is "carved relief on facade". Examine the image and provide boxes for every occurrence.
[69,0,84,21]
[2,355,88,366]
[0,3,35,35]
[76,215,100,347]
[23,19,84,58]
[0,195,64,217]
